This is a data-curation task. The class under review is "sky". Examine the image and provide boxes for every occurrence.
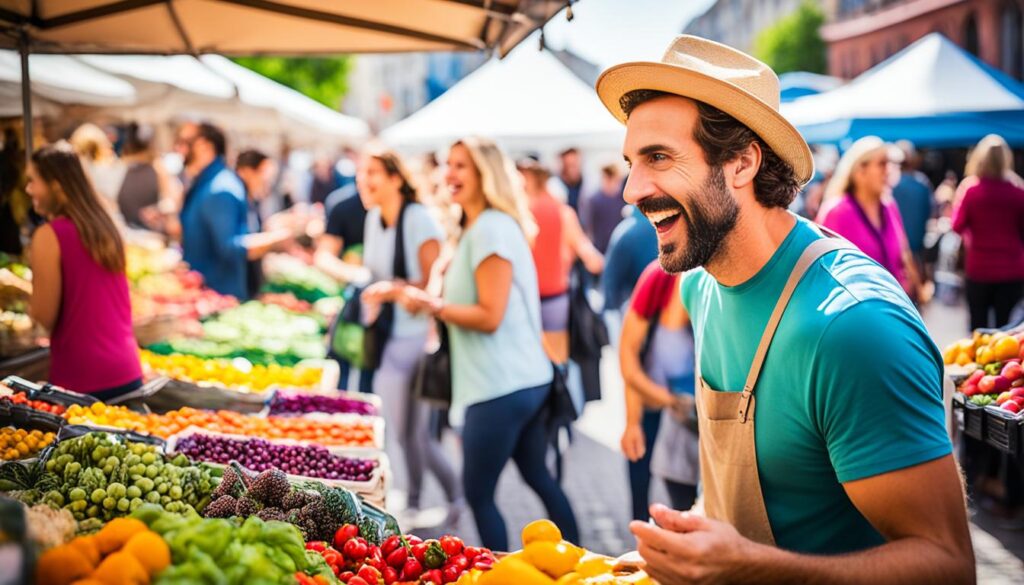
[540,0,719,68]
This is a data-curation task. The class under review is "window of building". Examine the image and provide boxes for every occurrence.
[964,13,980,56]
[1002,0,1024,79]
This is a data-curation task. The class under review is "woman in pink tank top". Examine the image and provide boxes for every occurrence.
[25,142,142,399]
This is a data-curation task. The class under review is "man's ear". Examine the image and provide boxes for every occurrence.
[730,142,762,190]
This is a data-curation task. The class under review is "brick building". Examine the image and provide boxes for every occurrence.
[823,0,1023,79]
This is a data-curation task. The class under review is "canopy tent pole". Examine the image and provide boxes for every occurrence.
[18,28,31,167]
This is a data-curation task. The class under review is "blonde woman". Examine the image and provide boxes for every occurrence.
[400,137,578,550]
[953,135,1024,330]
[817,136,924,302]
[69,123,125,213]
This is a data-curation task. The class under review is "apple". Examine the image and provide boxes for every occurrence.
[1002,362,1024,381]
[997,391,1013,405]
[1005,401,1022,414]
[962,384,979,396]
[967,370,985,384]
[994,376,1012,392]
[1011,388,1024,399]
[979,375,998,393]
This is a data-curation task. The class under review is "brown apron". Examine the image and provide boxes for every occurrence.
[696,236,851,546]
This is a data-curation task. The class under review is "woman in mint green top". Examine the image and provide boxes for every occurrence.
[400,137,577,550]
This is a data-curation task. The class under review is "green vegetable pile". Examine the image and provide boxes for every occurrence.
[0,432,218,522]
[969,394,997,406]
[132,504,336,584]
[264,265,341,303]
[147,301,328,366]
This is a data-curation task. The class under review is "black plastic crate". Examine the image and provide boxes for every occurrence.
[983,406,1023,456]
[2,375,97,407]
[963,399,987,440]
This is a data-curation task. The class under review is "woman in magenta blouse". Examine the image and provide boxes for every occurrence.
[817,136,924,302]
[26,142,142,400]
[953,135,1024,330]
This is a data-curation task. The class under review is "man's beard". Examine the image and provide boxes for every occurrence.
[639,165,739,274]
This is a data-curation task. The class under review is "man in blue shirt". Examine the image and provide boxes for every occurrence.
[602,206,658,314]
[178,123,289,299]
[892,141,935,268]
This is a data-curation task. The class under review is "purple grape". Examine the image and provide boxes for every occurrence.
[268,394,378,417]
[174,434,377,482]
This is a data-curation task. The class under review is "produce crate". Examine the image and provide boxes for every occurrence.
[262,389,382,418]
[963,398,986,440]
[983,406,1024,457]
[104,376,171,413]
[137,377,274,415]
[2,376,98,407]
[165,427,387,504]
[56,424,165,448]
[0,401,64,463]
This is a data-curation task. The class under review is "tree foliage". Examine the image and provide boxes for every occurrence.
[231,56,353,109]
[753,1,827,75]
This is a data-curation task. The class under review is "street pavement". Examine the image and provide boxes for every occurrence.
[406,300,1023,584]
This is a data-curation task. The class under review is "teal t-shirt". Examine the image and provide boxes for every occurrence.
[681,216,951,554]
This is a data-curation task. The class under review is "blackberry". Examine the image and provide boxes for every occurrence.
[257,507,287,522]
[202,495,237,518]
[248,469,290,507]
[234,496,260,518]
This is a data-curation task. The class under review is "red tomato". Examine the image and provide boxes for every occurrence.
[334,524,360,550]
[439,536,463,557]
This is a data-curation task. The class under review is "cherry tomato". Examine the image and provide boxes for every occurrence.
[381,535,402,557]
[343,538,369,562]
[356,566,380,583]
[401,558,423,581]
[386,546,408,568]
[439,536,463,557]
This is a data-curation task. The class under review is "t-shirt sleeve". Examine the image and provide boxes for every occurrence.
[629,261,674,319]
[812,300,951,483]
[468,213,519,269]
[404,204,444,259]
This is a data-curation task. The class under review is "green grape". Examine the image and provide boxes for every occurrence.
[90,488,106,504]
[69,488,87,502]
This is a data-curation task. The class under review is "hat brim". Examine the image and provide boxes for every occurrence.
[596,61,815,185]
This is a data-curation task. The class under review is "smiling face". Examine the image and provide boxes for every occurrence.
[25,163,59,217]
[356,154,403,209]
[445,143,484,210]
[622,96,739,273]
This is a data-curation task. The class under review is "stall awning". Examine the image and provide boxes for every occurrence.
[0,0,567,57]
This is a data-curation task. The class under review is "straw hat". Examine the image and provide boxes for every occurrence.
[596,35,814,185]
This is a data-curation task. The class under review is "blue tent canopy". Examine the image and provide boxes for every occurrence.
[782,34,1024,147]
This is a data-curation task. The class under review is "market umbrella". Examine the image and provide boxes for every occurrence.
[0,0,571,157]
[781,33,1024,148]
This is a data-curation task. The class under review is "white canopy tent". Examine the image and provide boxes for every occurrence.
[0,50,135,117]
[781,33,1024,147]
[77,54,369,148]
[381,44,625,155]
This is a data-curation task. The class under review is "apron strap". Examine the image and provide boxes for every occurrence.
[737,236,853,422]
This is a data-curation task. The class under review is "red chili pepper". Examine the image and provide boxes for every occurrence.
[386,546,408,568]
[381,566,399,585]
[401,558,423,581]
[423,568,443,584]
[411,543,427,563]
[381,535,402,557]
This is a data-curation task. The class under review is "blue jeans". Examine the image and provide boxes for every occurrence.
[462,385,579,550]
[627,408,662,521]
